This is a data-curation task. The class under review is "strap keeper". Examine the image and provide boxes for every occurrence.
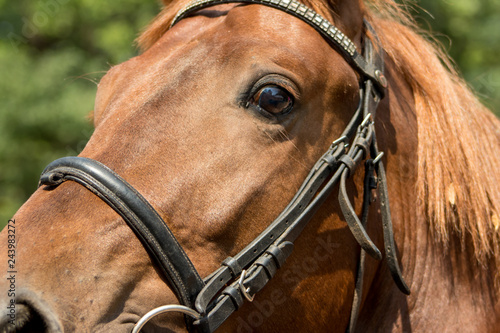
[265,244,286,268]
[339,155,356,175]
[222,257,242,278]
[255,256,277,279]
[221,285,244,310]
[354,137,370,159]
[321,153,337,167]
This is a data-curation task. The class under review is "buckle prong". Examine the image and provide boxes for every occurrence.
[238,270,255,302]
[360,113,373,128]
[331,135,348,148]
[372,152,384,165]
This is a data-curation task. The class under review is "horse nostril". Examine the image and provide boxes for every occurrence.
[3,303,48,333]
[1,290,62,333]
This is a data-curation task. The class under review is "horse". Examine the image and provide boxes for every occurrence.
[1,0,499,331]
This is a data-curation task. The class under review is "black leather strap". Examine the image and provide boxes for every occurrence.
[375,157,410,295]
[186,15,409,331]
[191,92,389,332]
[39,157,205,308]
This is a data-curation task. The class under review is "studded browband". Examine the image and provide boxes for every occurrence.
[39,1,409,332]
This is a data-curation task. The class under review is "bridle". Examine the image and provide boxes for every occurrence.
[39,0,410,332]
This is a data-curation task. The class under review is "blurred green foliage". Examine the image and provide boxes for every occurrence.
[0,0,160,226]
[0,0,499,227]
[415,0,500,112]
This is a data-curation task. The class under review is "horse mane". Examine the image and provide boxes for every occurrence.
[363,1,500,269]
[137,0,500,269]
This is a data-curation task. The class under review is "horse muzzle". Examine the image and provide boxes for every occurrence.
[0,289,63,333]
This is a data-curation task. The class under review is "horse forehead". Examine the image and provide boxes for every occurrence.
[162,4,332,67]
[224,4,320,37]
[97,4,349,101]
[97,5,343,118]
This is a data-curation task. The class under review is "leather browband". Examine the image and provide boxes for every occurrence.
[38,1,409,332]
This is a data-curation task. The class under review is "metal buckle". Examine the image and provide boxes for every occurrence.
[238,270,254,302]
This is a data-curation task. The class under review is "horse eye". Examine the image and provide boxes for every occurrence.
[252,85,294,115]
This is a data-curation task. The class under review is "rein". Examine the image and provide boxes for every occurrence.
[39,1,410,332]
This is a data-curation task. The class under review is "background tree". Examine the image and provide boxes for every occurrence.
[415,0,500,112]
[1,0,499,227]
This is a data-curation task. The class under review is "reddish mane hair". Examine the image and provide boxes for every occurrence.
[364,1,500,267]
[138,0,500,280]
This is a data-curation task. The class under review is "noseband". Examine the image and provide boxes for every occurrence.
[39,1,409,332]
